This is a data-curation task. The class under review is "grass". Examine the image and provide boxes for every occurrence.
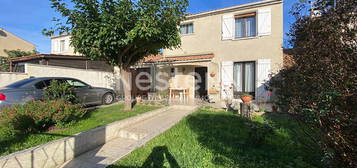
[0,104,161,157]
[109,106,323,168]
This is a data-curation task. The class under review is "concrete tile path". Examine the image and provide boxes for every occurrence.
[60,105,198,168]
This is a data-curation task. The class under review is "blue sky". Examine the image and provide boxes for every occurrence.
[0,0,298,53]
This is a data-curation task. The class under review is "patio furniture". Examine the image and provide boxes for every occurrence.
[169,88,189,102]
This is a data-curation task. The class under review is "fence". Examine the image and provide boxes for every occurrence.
[0,72,29,87]
[0,64,121,92]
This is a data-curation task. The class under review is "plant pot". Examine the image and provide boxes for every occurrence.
[241,96,252,103]
[272,105,278,112]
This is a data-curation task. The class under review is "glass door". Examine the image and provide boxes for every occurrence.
[233,62,255,97]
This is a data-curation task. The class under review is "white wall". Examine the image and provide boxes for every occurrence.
[25,64,121,91]
[0,72,29,87]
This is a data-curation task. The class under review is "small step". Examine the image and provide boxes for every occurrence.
[61,137,137,168]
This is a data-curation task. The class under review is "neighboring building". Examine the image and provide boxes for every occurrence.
[0,28,36,57]
[49,0,284,104]
[9,54,113,73]
[51,34,79,55]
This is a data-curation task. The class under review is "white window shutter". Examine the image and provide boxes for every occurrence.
[222,14,234,40]
[258,8,271,36]
[256,59,271,103]
[64,37,71,51]
[221,61,234,99]
[51,39,58,53]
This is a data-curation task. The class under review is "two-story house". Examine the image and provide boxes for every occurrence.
[48,0,283,104]
[150,0,283,103]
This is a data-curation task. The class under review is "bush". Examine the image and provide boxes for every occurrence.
[0,100,85,138]
[44,80,77,103]
[271,0,356,167]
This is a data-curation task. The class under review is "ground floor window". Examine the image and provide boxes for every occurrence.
[233,61,255,98]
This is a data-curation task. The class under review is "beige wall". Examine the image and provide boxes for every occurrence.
[0,72,29,87]
[163,0,283,102]
[164,1,283,72]
[0,29,36,57]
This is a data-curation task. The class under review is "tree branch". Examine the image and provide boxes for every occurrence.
[118,44,133,66]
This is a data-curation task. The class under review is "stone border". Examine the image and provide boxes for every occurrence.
[0,106,172,168]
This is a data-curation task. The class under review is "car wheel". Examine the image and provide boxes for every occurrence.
[102,93,114,105]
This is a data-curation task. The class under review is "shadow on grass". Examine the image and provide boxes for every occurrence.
[109,146,179,168]
[186,112,322,167]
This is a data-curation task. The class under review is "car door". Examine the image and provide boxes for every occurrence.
[32,80,48,100]
[65,79,97,105]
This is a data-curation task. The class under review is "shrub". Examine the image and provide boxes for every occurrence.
[44,80,77,103]
[271,0,356,167]
[0,100,86,138]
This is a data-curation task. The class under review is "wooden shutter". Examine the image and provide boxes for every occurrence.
[258,8,271,36]
[221,61,234,99]
[222,14,234,40]
[51,39,58,53]
[256,59,271,103]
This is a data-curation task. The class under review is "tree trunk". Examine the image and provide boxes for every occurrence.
[121,68,132,110]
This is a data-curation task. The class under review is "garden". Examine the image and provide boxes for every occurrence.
[109,107,323,168]
[0,81,161,157]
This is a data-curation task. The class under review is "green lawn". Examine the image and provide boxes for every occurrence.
[110,107,323,168]
[0,104,160,157]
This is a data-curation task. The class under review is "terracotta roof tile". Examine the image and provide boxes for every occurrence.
[143,53,214,63]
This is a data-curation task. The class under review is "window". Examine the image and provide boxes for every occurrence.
[233,62,255,97]
[34,81,46,90]
[65,79,88,88]
[170,68,175,77]
[59,40,66,52]
[235,13,256,38]
[180,23,194,35]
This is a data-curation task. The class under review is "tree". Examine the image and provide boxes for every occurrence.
[4,49,38,58]
[0,49,38,72]
[45,0,188,110]
[271,0,356,167]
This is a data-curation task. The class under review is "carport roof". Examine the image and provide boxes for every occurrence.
[9,54,89,62]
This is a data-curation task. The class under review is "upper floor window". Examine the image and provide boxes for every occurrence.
[235,13,256,38]
[180,23,194,35]
[59,40,66,52]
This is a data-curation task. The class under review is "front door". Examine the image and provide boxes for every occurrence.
[194,67,207,99]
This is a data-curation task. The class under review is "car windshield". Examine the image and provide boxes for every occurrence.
[6,78,38,88]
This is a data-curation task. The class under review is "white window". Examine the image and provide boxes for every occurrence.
[235,13,257,38]
[222,8,271,40]
[180,23,194,35]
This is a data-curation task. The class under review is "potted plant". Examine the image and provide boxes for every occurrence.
[240,93,253,103]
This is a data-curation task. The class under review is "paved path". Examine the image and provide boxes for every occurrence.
[60,105,198,168]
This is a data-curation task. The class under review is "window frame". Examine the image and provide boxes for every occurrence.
[233,61,256,98]
[234,12,257,39]
[180,23,194,35]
